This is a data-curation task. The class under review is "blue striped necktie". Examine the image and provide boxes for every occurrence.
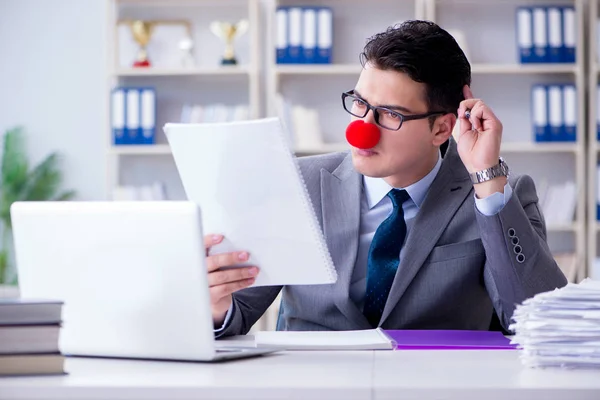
[363,189,410,327]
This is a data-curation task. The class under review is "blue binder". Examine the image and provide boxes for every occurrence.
[548,85,563,141]
[516,7,534,63]
[562,84,576,142]
[275,7,288,64]
[287,7,303,63]
[316,7,332,64]
[547,7,562,63]
[111,87,126,145]
[562,6,576,63]
[140,87,156,145]
[302,7,318,63]
[532,85,549,142]
[532,7,548,63]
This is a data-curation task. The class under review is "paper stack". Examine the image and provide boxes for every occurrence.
[509,279,600,369]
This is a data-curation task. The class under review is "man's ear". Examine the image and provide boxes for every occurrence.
[431,113,456,146]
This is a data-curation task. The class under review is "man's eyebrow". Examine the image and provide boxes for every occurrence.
[353,89,414,114]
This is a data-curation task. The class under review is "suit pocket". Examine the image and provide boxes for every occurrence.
[426,238,485,264]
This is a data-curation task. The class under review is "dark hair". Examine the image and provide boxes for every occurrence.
[360,20,471,124]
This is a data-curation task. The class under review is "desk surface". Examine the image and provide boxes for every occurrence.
[1,348,599,400]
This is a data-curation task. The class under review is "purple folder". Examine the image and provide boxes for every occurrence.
[383,330,518,350]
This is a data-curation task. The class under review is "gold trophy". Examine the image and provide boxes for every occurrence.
[128,20,155,67]
[210,20,249,65]
[120,19,192,68]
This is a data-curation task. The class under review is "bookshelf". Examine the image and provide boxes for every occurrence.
[106,0,261,200]
[265,0,426,154]
[426,0,586,282]
[588,0,600,281]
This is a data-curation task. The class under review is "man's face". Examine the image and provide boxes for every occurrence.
[349,64,445,183]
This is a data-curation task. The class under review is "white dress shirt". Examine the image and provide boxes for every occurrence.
[216,152,513,330]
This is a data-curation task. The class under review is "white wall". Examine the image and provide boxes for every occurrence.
[0,0,107,200]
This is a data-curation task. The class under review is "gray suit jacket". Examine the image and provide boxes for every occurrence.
[217,138,567,336]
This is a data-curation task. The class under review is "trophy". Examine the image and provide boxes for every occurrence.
[120,19,193,68]
[210,19,249,65]
[128,20,156,67]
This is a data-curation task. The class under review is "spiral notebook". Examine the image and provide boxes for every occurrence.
[163,118,337,287]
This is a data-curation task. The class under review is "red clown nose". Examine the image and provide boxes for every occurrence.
[345,120,381,149]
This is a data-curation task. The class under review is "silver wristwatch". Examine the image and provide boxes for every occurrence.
[469,157,509,184]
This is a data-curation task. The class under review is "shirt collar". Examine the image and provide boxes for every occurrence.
[363,151,442,210]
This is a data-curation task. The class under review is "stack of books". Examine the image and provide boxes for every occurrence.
[0,299,65,376]
[510,279,600,369]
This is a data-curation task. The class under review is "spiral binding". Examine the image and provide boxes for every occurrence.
[274,119,338,283]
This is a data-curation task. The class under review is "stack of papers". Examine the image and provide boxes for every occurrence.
[509,279,600,369]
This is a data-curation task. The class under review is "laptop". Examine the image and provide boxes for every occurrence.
[11,201,278,362]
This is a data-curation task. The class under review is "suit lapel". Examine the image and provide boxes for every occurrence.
[321,153,371,329]
[379,140,472,325]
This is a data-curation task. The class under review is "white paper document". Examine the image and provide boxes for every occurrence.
[163,118,337,287]
[254,328,395,350]
[510,278,600,369]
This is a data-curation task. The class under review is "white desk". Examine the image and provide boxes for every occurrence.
[1,349,599,400]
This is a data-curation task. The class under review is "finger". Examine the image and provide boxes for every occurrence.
[204,234,223,250]
[206,251,250,272]
[458,98,481,118]
[208,266,259,287]
[463,84,474,100]
[210,278,256,300]
[469,101,499,132]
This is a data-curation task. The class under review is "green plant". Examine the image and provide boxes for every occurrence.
[0,127,76,284]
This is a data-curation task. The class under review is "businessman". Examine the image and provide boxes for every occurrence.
[207,20,567,336]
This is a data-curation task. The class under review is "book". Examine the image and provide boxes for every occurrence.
[163,117,336,287]
[255,328,395,350]
[0,353,64,376]
[0,325,61,354]
[253,329,516,351]
[0,298,62,325]
[385,330,516,350]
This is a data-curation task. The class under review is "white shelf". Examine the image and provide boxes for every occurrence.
[471,63,577,74]
[275,64,578,76]
[110,144,171,155]
[501,142,579,153]
[112,67,251,77]
[275,64,361,75]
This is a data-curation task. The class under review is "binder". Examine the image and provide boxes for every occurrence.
[562,6,576,63]
[140,88,156,145]
[125,88,141,145]
[597,163,600,221]
[532,8,548,63]
[562,84,576,142]
[547,7,562,63]
[287,7,303,63]
[275,7,288,64]
[532,85,548,142]
[517,7,533,63]
[548,85,563,142]
[597,86,600,141]
[316,7,333,64]
[111,88,126,145]
[302,7,317,63]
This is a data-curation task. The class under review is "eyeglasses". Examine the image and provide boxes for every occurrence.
[341,90,447,131]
